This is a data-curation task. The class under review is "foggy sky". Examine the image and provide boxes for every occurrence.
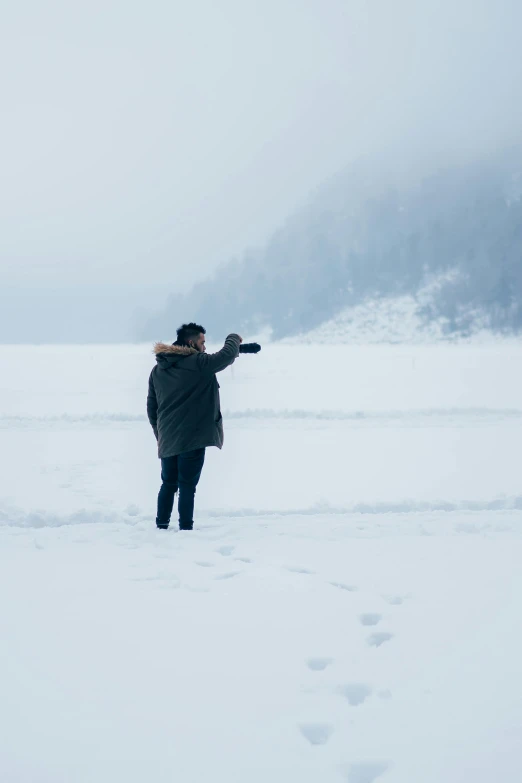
[1,0,522,341]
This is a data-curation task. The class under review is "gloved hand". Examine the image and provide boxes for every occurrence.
[239,343,261,354]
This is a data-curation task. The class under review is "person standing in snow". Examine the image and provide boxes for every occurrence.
[147,323,242,531]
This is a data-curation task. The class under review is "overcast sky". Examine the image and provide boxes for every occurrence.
[1,0,521,340]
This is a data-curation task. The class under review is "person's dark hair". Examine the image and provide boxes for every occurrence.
[175,322,206,347]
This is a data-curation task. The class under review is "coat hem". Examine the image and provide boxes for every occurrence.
[158,442,223,459]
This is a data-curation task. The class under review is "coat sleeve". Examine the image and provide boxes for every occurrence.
[197,334,241,374]
[147,370,158,438]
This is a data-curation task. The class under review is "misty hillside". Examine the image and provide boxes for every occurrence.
[143,148,522,341]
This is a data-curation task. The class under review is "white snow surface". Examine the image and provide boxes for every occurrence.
[1,341,522,782]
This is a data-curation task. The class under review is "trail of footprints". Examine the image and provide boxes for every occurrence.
[147,542,402,779]
[289,566,404,782]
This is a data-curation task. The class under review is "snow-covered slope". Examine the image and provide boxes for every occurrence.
[290,274,502,345]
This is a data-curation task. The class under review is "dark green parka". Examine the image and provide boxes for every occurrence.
[147,334,241,459]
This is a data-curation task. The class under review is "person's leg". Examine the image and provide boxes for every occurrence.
[156,456,179,529]
[177,448,206,530]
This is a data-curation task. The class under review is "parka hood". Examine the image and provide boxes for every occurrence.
[153,342,198,369]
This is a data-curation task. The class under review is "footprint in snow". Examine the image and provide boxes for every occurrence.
[329,581,358,592]
[359,613,382,627]
[367,632,394,648]
[339,683,372,706]
[234,557,253,564]
[157,581,182,590]
[284,566,316,575]
[383,594,405,605]
[195,561,214,568]
[298,723,334,746]
[214,571,241,581]
[306,657,334,672]
[346,762,389,783]
[215,545,235,557]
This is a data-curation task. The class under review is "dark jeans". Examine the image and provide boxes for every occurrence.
[156,448,206,530]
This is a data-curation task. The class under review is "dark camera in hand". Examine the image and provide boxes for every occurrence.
[239,343,261,354]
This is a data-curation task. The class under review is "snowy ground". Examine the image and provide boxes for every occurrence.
[1,341,522,782]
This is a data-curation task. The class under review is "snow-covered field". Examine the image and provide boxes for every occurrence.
[1,341,522,782]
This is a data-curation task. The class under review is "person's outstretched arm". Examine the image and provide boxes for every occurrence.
[197,334,242,374]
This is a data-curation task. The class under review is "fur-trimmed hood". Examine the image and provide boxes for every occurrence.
[153,342,198,356]
[153,342,198,370]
